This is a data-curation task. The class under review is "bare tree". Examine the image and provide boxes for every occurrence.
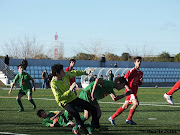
[75,40,110,60]
[126,44,153,57]
[3,35,45,59]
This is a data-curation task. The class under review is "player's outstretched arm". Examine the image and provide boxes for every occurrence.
[91,78,103,101]
[49,111,62,127]
[31,79,36,91]
[85,68,95,75]
[8,82,15,95]
[50,111,62,120]
[110,91,133,101]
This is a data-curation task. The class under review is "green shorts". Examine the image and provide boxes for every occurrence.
[18,89,32,96]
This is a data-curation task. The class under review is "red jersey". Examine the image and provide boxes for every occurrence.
[65,66,76,85]
[125,67,143,95]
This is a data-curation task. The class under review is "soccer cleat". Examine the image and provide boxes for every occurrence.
[18,109,24,112]
[72,127,81,135]
[163,93,174,105]
[126,119,136,125]
[33,105,36,110]
[108,117,116,126]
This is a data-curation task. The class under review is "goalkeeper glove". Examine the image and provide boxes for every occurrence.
[85,68,95,75]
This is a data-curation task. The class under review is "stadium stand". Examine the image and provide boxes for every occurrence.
[0,58,179,87]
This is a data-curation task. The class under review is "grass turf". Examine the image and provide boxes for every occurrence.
[0,87,180,135]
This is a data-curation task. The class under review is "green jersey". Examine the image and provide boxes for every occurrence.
[42,110,73,127]
[81,80,115,100]
[13,72,33,91]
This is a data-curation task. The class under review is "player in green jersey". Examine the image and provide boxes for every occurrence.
[8,64,36,112]
[50,64,99,135]
[75,76,131,133]
[37,109,75,127]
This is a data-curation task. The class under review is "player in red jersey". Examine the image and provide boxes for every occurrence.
[65,59,80,95]
[108,56,143,125]
[164,80,180,105]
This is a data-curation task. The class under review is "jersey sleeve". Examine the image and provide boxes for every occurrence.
[65,67,69,72]
[42,119,52,127]
[66,70,86,79]
[13,74,19,83]
[125,70,132,82]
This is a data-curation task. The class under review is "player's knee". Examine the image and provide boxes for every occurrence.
[16,97,20,100]
[123,105,128,109]
[28,97,32,100]
[84,115,89,119]
[134,102,139,107]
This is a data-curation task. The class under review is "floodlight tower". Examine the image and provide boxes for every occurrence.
[54,32,58,59]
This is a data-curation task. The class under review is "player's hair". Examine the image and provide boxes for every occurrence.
[114,76,127,84]
[69,59,76,63]
[37,109,45,117]
[17,64,24,68]
[133,56,142,62]
[51,64,63,76]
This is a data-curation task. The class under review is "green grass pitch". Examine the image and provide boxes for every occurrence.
[0,87,180,135]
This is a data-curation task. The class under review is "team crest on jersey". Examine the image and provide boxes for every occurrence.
[21,80,25,86]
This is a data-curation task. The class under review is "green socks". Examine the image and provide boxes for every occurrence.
[16,99,24,112]
[29,99,36,110]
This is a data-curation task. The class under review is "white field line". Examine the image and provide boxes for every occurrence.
[1,96,180,107]
[0,132,29,135]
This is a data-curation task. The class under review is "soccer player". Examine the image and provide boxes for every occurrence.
[164,80,180,105]
[37,109,75,127]
[109,56,143,125]
[50,64,100,135]
[8,64,36,112]
[65,59,79,95]
[76,76,131,133]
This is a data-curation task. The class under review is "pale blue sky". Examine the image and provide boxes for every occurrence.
[0,0,180,58]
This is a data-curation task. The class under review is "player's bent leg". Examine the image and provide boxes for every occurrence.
[16,94,24,112]
[126,99,138,124]
[28,95,36,109]
[163,93,174,105]
[95,105,101,118]
[84,110,90,120]
[108,101,129,126]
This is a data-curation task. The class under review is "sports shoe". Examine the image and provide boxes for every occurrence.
[33,105,36,110]
[72,127,80,135]
[163,93,174,105]
[18,109,24,112]
[108,117,116,126]
[126,119,136,125]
